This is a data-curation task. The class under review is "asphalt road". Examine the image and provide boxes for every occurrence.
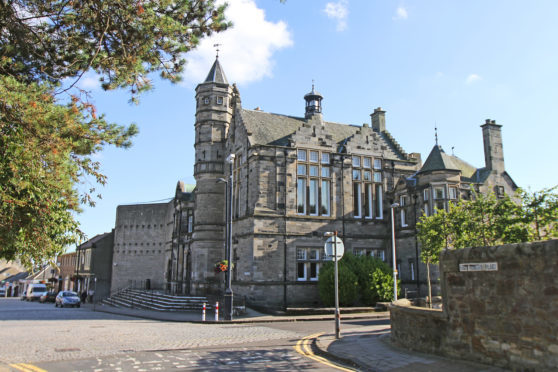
[0,298,387,371]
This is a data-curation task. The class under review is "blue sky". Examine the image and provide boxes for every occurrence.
[74,0,558,242]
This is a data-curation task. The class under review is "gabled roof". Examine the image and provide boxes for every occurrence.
[77,232,112,250]
[204,58,228,84]
[420,145,477,178]
[237,109,409,160]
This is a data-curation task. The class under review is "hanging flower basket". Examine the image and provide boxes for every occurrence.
[214,260,229,273]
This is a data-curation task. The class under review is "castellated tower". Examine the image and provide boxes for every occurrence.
[191,57,234,294]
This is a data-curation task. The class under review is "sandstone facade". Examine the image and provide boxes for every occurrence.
[107,58,518,310]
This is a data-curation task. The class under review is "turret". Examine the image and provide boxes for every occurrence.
[304,84,323,120]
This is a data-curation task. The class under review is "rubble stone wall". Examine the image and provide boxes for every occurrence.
[390,239,558,371]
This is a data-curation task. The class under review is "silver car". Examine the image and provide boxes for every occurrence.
[55,291,81,308]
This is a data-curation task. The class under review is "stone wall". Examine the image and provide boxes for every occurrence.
[390,239,558,371]
[111,202,173,291]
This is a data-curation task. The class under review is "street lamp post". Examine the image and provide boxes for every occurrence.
[390,203,400,301]
[218,154,235,321]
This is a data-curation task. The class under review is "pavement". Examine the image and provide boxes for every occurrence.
[92,303,506,371]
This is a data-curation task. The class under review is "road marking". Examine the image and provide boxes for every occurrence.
[294,333,355,371]
[9,363,47,372]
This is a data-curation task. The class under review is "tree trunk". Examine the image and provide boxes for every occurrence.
[426,261,432,309]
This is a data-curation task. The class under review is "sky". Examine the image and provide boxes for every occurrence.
[74,0,558,243]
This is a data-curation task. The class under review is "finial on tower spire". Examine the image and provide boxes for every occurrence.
[213,43,222,58]
[434,123,439,146]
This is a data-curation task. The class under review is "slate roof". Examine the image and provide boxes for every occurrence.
[237,108,408,160]
[77,232,112,250]
[420,145,477,178]
[204,58,228,84]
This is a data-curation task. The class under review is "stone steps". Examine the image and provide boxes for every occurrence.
[102,289,211,311]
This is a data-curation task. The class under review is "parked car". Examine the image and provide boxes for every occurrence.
[39,291,57,303]
[55,291,81,308]
[26,283,48,301]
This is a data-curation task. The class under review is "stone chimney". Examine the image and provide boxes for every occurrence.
[481,119,505,173]
[371,107,386,132]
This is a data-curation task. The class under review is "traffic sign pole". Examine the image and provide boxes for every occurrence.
[334,231,340,339]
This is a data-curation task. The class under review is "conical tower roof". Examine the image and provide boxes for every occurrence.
[419,145,477,177]
[204,57,228,84]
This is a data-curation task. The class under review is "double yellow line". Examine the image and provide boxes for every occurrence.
[8,363,46,372]
[294,333,355,371]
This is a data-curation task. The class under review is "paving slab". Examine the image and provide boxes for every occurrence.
[315,325,506,372]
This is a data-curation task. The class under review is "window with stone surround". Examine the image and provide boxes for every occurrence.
[352,155,383,219]
[400,195,408,227]
[297,149,331,216]
[297,248,322,281]
[355,248,385,261]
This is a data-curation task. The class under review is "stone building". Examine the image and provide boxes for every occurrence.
[110,202,174,292]
[187,57,423,309]
[109,57,517,309]
[56,252,76,291]
[75,232,114,301]
[392,120,517,296]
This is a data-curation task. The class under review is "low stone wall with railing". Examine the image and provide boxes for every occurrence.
[390,239,558,371]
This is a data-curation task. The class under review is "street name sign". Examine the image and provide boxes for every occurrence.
[459,262,498,272]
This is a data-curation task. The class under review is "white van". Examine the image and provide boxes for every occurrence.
[26,283,48,301]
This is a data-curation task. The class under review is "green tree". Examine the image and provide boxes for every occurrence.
[520,186,558,240]
[0,0,230,268]
[417,210,448,307]
[417,186,556,305]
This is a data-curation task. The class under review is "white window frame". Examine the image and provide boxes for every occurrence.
[365,184,373,219]
[449,187,457,200]
[375,185,383,219]
[400,196,408,227]
[434,186,445,200]
[297,178,307,215]
[309,179,319,216]
[309,151,319,163]
[353,182,362,218]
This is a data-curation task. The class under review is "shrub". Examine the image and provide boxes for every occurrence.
[317,261,359,306]
[318,253,397,306]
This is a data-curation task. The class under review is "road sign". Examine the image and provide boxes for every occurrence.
[324,236,344,260]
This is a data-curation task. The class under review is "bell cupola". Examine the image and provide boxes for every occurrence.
[304,83,323,119]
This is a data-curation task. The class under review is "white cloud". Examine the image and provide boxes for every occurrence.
[466,73,482,84]
[323,0,349,31]
[393,6,408,20]
[181,0,293,86]
[79,76,101,90]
